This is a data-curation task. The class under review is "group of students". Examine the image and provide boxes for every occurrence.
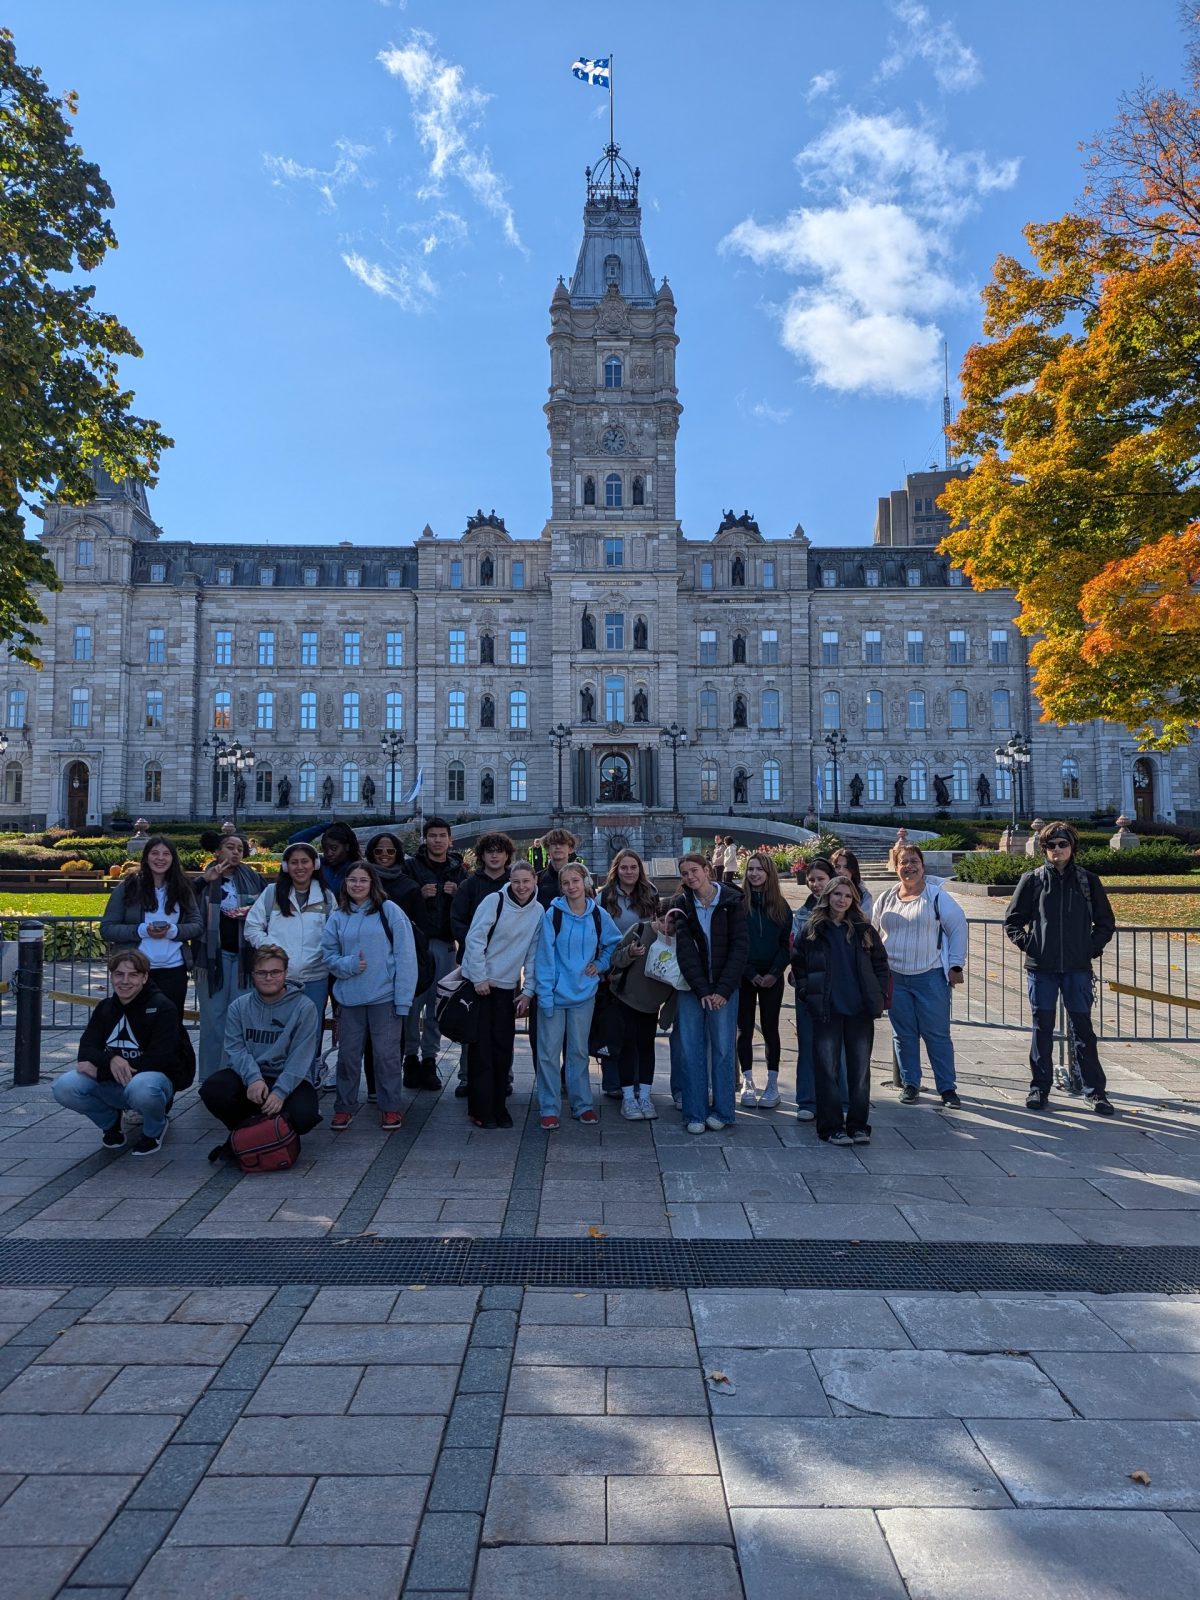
[50,817,1120,1160]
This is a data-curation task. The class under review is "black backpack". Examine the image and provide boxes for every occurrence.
[381,902,436,995]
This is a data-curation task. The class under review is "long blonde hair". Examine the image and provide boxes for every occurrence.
[805,874,873,944]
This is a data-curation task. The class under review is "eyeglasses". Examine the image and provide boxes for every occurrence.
[1045,840,1072,851]
[255,968,287,979]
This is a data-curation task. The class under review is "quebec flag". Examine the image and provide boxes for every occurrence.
[572,56,611,89]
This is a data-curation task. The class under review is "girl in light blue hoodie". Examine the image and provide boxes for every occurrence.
[321,863,417,1129]
[529,863,621,1128]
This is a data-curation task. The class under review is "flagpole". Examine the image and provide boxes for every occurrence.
[609,52,615,154]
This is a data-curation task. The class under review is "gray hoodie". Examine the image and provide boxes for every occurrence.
[222,980,321,1100]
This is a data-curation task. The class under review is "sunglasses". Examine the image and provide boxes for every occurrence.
[1045,839,1072,850]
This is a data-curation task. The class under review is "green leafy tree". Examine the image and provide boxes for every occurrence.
[942,25,1200,748]
[0,27,171,662]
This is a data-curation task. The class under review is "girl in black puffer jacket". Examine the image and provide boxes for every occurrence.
[791,876,890,1147]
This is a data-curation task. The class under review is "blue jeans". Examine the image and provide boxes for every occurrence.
[794,999,815,1114]
[196,952,242,1082]
[536,1001,595,1118]
[676,991,738,1126]
[300,978,328,1068]
[669,1021,685,1102]
[889,968,957,1093]
[53,1069,174,1140]
[1027,969,1106,1096]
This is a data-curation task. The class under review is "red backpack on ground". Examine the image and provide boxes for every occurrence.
[230,1113,300,1173]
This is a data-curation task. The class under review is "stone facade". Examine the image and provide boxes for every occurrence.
[3,148,1192,854]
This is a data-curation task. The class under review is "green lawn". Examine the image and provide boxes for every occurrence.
[0,893,108,917]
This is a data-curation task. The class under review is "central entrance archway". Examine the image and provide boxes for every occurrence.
[1133,757,1155,824]
[65,761,90,830]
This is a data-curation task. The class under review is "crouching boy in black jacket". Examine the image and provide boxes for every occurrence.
[53,950,194,1157]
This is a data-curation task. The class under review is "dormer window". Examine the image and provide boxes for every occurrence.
[821,568,837,588]
[604,254,622,288]
[303,567,319,586]
[604,355,623,389]
[259,566,275,586]
[345,568,361,588]
[149,563,166,584]
[217,566,233,586]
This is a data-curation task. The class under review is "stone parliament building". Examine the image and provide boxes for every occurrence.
[6,146,1193,860]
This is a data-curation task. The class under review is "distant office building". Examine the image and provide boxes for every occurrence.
[874,464,972,548]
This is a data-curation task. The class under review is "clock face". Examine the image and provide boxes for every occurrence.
[601,426,628,455]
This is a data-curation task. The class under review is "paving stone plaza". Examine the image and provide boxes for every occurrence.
[1,878,1199,1597]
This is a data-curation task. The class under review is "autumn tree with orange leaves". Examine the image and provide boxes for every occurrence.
[942,24,1200,748]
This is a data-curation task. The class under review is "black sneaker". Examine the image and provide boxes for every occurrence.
[101,1118,126,1149]
[402,1054,422,1088]
[495,1109,514,1129]
[208,1138,234,1164]
[130,1132,163,1157]
[826,1129,854,1147]
[1026,1088,1049,1111]
[418,1057,442,1091]
[850,1129,872,1145]
[899,1084,920,1105]
[454,1082,469,1099]
[941,1090,962,1109]
[1088,1092,1116,1117]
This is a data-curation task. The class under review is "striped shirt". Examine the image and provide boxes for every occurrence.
[871,884,942,975]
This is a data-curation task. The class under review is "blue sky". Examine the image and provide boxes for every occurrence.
[9,0,1188,549]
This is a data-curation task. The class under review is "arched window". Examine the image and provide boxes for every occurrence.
[632,476,644,506]
[385,691,403,731]
[604,355,623,389]
[605,473,623,508]
[907,690,926,730]
[448,690,466,730]
[762,759,781,803]
[212,691,231,731]
[509,690,528,730]
[448,761,465,803]
[341,762,359,804]
[480,695,495,729]
[949,689,969,731]
[298,763,317,804]
[480,633,494,665]
[3,762,22,805]
[700,761,719,805]
[604,676,625,722]
[909,760,928,803]
[70,686,90,729]
[5,688,26,729]
[255,766,273,805]
[300,692,317,732]
[866,762,885,803]
[1062,756,1081,800]
[992,688,1011,729]
[509,760,527,803]
[143,762,162,804]
[699,689,718,729]
[480,769,495,805]
[342,692,360,731]
[952,760,970,802]
[821,762,837,807]
[583,476,596,506]
[821,690,840,730]
[256,691,274,731]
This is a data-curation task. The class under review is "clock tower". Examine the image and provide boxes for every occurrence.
[545,144,681,522]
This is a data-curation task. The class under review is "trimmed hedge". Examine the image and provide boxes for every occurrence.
[954,841,1195,886]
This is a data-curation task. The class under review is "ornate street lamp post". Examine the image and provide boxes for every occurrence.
[659,722,689,812]
[379,730,404,822]
[823,729,848,817]
[548,723,571,815]
[994,732,1032,834]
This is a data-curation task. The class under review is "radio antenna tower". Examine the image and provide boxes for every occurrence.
[942,341,955,470]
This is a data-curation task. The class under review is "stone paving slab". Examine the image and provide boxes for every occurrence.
[1032,1352,1200,1418]
[886,1293,1133,1352]
[495,1415,718,1475]
[1089,1297,1200,1351]
[968,1420,1200,1508]
[128,1544,413,1598]
[473,1543,744,1600]
[212,1413,444,1475]
[877,1507,1200,1598]
[813,1348,1073,1418]
[689,1290,911,1350]
[732,1508,908,1600]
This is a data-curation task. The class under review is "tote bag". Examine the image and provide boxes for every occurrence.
[643,932,690,991]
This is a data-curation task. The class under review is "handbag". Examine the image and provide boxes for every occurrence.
[435,968,480,1044]
[643,932,690,991]
[230,1112,300,1174]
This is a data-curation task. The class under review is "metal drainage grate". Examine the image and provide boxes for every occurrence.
[2,1237,1200,1294]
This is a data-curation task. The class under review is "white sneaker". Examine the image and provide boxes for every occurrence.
[758,1085,781,1109]
[705,1114,727,1132]
[686,1120,706,1135]
[796,1108,816,1123]
[740,1081,758,1107]
[620,1099,644,1120]
[638,1096,658,1120]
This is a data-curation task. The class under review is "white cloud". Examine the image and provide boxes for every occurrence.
[737,393,793,425]
[721,110,1016,399]
[879,0,981,92]
[341,251,436,311]
[805,69,839,102]
[401,209,469,255]
[378,31,524,252]
[262,137,373,211]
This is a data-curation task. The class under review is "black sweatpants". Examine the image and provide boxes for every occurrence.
[200,1069,321,1135]
[736,976,784,1078]
[616,1001,657,1088]
[468,988,516,1123]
